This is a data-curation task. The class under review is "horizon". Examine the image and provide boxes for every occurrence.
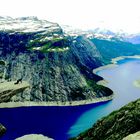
[1,0,140,34]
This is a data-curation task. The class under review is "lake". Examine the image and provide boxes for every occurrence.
[1,58,140,140]
[68,58,140,138]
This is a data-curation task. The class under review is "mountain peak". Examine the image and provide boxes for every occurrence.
[0,16,60,33]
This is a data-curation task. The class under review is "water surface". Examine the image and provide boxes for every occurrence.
[68,58,140,138]
[1,58,140,140]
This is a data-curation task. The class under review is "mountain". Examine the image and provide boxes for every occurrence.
[63,26,140,44]
[0,17,113,103]
[79,28,140,64]
[63,27,140,64]
[90,38,140,64]
[124,34,140,44]
[72,98,140,140]
[89,28,116,36]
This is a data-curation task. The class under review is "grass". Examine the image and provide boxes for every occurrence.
[41,46,69,53]
[27,35,69,53]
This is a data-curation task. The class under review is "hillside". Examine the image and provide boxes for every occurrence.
[72,98,140,140]
[0,17,113,103]
[91,38,140,64]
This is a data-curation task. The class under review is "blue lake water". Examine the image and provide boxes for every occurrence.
[1,58,140,140]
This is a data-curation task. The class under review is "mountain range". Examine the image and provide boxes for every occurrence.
[0,17,140,139]
[0,17,113,103]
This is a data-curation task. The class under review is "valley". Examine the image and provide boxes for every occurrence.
[0,17,140,140]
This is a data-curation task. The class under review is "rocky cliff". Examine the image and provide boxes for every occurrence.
[0,81,29,103]
[0,17,113,102]
[72,98,140,140]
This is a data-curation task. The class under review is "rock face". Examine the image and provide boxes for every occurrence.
[72,98,140,140]
[0,124,6,137]
[123,131,140,140]
[0,81,29,103]
[0,17,113,102]
[15,134,54,140]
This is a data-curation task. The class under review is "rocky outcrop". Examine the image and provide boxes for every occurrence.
[0,81,29,138]
[72,98,140,140]
[0,81,29,103]
[123,131,140,140]
[0,124,6,137]
[0,17,113,102]
[15,134,54,140]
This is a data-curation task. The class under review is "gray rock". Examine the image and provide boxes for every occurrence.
[0,17,113,103]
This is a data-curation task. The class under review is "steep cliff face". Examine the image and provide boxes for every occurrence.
[0,17,113,102]
[73,98,140,140]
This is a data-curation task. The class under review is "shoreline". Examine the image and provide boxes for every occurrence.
[0,95,113,108]
[1,55,140,108]
[93,55,140,74]
[93,64,118,74]
[111,55,140,64]
[96,80,109,87]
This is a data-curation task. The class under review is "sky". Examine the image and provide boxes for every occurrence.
[1,0,140,33]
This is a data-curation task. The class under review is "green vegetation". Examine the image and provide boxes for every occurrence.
[91,38,140,64]
[38,42,52,51]
[86,79,112,96]
[41,46,69,53]
[72,98,140,140]
[27,35,69,53]
[51,37,64,42]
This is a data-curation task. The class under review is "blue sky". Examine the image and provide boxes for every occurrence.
[1,0,140,33]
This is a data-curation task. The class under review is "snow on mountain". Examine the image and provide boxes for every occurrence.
[62,25,140,44]
[0,16,60,33]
